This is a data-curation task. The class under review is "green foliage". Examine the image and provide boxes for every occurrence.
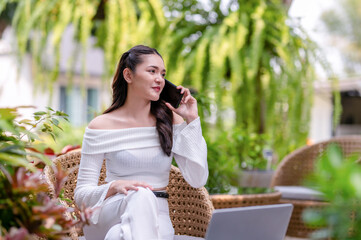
[230,127,270,170]
[303,144,361,239]
[40,120,85,154]
[162,0,326,161]
[0,106,68,171]
[178,0,316,169]
[205,133,239,194]
[0,107,90,239]
[205,126,270,193]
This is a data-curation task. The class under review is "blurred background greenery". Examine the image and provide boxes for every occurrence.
[0,0,341,193]
[303,144,361,239]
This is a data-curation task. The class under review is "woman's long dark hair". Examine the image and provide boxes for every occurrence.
[103,45,173,156]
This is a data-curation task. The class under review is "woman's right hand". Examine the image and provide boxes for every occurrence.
[106,180,153,199]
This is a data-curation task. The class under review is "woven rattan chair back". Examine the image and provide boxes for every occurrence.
[167,166,214,237]
[269,135,361,238]
[271,135,361,187]
[45,149,213,238]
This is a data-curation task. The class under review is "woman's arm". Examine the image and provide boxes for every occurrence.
[172,117,208,188]
[75,151,153,206]
[74,152,112,208]
[166,86,208,188]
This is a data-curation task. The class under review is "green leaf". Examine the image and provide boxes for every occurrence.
[55,110,68,117]
[33,111,47,116]
[51,118,59,126]
[22,129,41,141]
[0,145,27,156]
[326,144,343,169]
[49,132,56,141]
[53,124,63,131]
[0,108,17,119]
[18,119,33,124]
[350,172,361,198]
[43,123,51,130]
[0,153,37,171]
[0,119,19,134]
[26,151,52,165]
[46,106,55,112]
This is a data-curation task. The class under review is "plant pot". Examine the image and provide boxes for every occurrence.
[238,170,274,188]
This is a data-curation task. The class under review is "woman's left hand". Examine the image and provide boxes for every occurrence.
[165,86,199,124]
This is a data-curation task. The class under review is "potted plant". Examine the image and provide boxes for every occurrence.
[226,127,274,189]
[204,126,275,194]
[0,106,91,239]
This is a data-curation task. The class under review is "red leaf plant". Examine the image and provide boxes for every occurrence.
[0,164,93,240]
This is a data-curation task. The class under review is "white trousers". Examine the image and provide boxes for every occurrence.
[83,187,175,240]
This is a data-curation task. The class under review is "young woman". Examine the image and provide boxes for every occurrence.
[74,45,208,240]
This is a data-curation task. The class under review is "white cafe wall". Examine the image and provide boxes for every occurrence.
[0,26,109,125]
[0,28,51,119]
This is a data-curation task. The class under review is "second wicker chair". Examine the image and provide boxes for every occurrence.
[270,135,361,238]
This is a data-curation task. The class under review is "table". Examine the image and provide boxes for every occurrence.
[210,188,281,209]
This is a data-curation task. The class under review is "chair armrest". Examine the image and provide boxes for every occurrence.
[167,165,213,238]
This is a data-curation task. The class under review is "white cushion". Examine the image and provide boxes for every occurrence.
[174,235,204,240]
[275,186,324,201]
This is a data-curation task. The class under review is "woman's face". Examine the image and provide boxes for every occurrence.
[128,54,166,102]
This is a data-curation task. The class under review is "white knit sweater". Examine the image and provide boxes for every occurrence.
[74,117,208,223]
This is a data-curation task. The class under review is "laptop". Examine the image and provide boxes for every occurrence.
[205,204,293,240]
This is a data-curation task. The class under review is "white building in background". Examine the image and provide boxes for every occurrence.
[311,78,361,143]
[289,0,361,143]
[0,26,110,125]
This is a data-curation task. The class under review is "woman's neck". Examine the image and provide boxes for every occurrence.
[116,97,154,124]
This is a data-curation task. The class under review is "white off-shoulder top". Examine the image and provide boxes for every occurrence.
[74,117,208,224]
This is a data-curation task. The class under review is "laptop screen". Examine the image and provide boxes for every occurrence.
[205,204,293,240]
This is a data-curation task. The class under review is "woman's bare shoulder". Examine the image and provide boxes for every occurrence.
[88,114,121,129]
[173,112,184,124]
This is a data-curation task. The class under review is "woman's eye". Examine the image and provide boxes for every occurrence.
[149,70,155,73]
[162,74,166,77]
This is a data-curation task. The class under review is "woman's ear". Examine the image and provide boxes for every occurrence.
[123,68,133,83]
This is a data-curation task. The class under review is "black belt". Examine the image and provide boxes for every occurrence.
[153,191,169,198]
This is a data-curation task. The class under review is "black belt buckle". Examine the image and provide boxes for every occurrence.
[153,191,169,198]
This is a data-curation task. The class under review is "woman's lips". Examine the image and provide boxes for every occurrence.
[152,86,161,92]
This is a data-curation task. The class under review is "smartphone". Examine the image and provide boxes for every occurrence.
[160,79,184,108]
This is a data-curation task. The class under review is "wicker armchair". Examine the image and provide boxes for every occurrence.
[44,149,214,239]
[210,191,281,209]
[270,135,361,238]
